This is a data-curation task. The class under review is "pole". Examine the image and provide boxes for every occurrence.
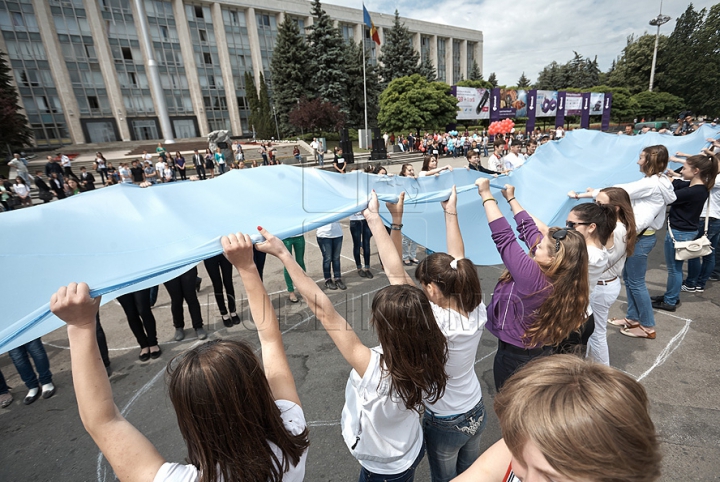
[272,106,280,140]
[133,0,175,143]
[649,24,660,92]
[362,37,369,148]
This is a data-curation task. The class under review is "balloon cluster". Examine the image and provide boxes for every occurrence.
[488,119,515,136]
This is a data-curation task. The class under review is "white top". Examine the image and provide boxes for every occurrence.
[701,173,720,219]
[349,212,364,221]
[488,154,503,172]
[316,222,343,238]
[61,154,71,167]
[425,302,486,416]
[604,222,628,279]
[119,166,132,183]
[12,184,30,196]
[164,167,173,181]
[95,157,106,169]
[310,140,319,150]
[587,245,608,315]
[612,175,676,231]
[152,400,307,482]
[156,161,166,174]
[502,153,525,170]
[341,347,423,474]
[143,153,153,161]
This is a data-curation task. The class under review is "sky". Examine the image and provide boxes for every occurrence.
[324,0,718,85]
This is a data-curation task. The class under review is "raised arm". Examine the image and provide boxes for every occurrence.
[222,233,300,406]
[51,283,164,482]
[255,227,371,377]
[364,191,415,286]
[441,185,465,259]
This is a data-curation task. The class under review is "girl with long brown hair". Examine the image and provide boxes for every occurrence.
[49,233,309,482]
[412,186,488,481]
[255,191,448,481]
[474,178,589,390]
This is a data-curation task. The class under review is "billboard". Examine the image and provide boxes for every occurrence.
[565,92,583,116]
[590,93,605,115]
[452,86,490,120]
[536,90,558,118]
[499,88,529,118]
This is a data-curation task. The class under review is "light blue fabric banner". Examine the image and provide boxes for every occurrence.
[0,125,717,353]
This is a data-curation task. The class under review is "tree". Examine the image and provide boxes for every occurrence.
[487,72,498,88]
[456,79,492,90]
[378,10,420,85]
[632,91,685,119]
[517,72,531,88]
[468,60,483,81]
[535,53,599,90]
[270,14,311,136]
[257,74,275,139]
[0,50,32,151]
[585,85,638,122]
[607,34,667,94]
[535,61,565,90]
[289,97,345,134]
[344,41,381,128]
[306,0,349,113]
[418,57,436,82]
[377,74,458,132]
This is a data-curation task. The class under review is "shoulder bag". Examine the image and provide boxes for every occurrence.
[668,198,713,260]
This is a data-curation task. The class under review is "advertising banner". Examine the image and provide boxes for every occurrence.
[581,92,591,129]
[555,91,566,128]
[452,86,491,120]
[590,93,605,115]
[498,88,528,118]
[565,92,583,116]
[601,92,613,131]
[525,90,537,132]
[490,88,501,122]
[536,90,558,118]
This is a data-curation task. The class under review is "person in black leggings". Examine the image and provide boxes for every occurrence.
[117,288,160,361]
[164,266,206,342]
[95,313,112,375]
[203,253,240,327]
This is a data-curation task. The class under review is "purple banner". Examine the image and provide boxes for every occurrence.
[490,88,501,122]
[555,91,566,128]
[525,89,537,133]
[601,92,613,131]
[580,92,591,129]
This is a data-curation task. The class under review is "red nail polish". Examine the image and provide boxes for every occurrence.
[257,226,262,231]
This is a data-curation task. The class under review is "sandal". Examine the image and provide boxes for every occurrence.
[288,294,299,303]
[620,325,656,339]
[608,317,639,328]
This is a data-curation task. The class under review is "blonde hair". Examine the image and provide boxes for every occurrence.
[496,355,661,482]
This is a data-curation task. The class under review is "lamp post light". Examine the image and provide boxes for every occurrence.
[648,1,671,92]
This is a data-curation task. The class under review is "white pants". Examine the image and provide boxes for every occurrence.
[587,278,621,366]
[402,235,417,261]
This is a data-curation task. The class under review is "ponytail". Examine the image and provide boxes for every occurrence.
[571,203,617,245]
[415,253,482,313]
[600,187,637,256]
[686,153,720,190]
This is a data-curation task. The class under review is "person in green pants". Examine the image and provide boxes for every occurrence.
[283,235,306,303]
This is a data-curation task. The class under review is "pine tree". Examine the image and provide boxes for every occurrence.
[244,72,261,138]
[468,60,483,81]
[378,10,420,85]
[270,14,311,136]
[517,72,531,88]
[258,73,275,139]
[418,57,436,82]
[0,50,32,149]
[344,41,380,128]
[488,72,498,87]
[306,0,349,114]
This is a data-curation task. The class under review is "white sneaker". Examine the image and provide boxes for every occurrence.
[41,383,55,399]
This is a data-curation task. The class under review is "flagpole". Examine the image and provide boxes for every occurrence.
[362,27,369,143]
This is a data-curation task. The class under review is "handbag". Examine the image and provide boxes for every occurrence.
[668,199,713,260]
[38,189,53,201]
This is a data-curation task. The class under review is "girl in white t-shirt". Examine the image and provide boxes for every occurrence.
[419,155,453,177]
[413,186,488,481]
[257,192,448,481]
[49,233,309,482]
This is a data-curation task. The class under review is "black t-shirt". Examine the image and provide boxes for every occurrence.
[130,166,144,182]
[669,180,709,231]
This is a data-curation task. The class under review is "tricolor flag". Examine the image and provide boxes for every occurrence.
[363,4,380,45]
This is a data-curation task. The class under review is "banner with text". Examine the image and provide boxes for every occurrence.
[565,93,583,116]
[601,93,613,131]
[451,86,491,120]
[537,90,558,118]
[555,91,566,128]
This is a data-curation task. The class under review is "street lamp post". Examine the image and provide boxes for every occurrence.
[649,1,671,92]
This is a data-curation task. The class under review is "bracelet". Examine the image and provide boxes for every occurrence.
[483,198,498,206]
[390,223,403,230]
[444,210,457,216]
[507,197,516,203]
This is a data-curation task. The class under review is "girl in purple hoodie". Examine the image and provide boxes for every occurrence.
[474,178,590,390]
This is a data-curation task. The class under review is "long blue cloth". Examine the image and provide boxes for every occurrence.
[1,125,718,353]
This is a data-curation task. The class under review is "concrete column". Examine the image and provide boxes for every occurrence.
[476,40,483,77]
[173,0,208,136]
[430,34,438,73]
[245,7,264,94]
[460,40,467,81]
[84,0,131,141]
[354,22,362,44]
[31,0,84,144]
[212,3,242,135]
[412,32,420,58]
[445,38,453,85]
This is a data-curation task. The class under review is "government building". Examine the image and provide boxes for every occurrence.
[0,0,483,146]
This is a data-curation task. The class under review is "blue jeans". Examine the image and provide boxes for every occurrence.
[350,219,372,269]
[423,398,487,482]
[317,236,342,280]
[358,443,425,482]
[0,368,8,394]
[623,233,657,328]
[8,338,52,390]
[663,228,698,305]
[685,218,720,289]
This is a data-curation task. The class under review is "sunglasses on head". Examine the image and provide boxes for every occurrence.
[552,229,569,253]
[565,220,592,229]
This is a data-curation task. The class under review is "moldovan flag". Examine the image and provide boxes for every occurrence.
[363,4,381,45]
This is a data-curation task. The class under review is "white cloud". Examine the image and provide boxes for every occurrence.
[324,0,717,86]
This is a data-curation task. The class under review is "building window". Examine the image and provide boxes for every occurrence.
[87,95,100,110]
[199,29,207,42]
[452,39,461,84]
[122,46,133,60]
[421,36,430,63]
[203,52,212,64]
[437,38,446,82]
[467,41,476,79]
